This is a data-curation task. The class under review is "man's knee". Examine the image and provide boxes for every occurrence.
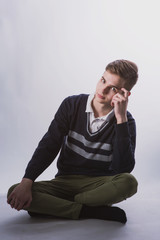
[119,173,138,197]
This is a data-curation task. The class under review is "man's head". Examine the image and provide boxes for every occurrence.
[105,59,138,91]
[94,59,138,112]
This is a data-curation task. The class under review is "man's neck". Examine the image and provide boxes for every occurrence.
[92,99,113,118]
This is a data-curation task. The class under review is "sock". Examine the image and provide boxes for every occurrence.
[79,205,127,223]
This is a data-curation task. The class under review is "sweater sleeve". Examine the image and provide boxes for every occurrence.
[110,115,136,174]
[23,97,71,181]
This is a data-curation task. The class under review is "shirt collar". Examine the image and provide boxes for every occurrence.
[85,93,95,113]
[85,93,115,121]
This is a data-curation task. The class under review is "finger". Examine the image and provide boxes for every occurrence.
[16,202,26,211]
[14,199,21,210]
[15,197,32,211]
[10,199,16,208]
[111,97,117,107]
[113,94,125,102]
[117,91,126,98]
[15,199,30,211]
[111,100,114,107]
[23,198,32,209]
[7,192,14,204]
[121,88,130,98]
[111,98,119,107]
[111,93,126,107]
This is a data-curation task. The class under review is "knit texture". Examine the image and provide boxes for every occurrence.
[24,94,136,181]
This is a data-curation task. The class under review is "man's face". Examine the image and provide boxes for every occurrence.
[94,70,126,108]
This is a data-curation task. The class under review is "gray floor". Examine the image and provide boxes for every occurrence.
[0,182,160,240]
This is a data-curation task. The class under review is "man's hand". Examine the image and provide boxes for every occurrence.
[7,178,33,211]
[111,88,131,124]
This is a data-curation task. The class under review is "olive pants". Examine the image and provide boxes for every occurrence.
[8,173,138,219]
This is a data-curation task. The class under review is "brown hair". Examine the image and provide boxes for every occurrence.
[105,59,138,90]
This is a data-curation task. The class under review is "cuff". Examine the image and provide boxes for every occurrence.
[115,122,130,139]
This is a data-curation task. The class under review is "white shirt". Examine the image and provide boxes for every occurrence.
[85,94,115,133]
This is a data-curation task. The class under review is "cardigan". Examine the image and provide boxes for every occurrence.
[23,94,136,181]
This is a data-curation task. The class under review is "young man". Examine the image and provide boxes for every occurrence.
[7,59,138,224]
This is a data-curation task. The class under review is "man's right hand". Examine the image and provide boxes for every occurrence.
[7,178,33,211]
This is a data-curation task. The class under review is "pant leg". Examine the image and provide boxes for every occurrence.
[7,173,138,219]
[74,173,138,206]
[7,180,82,220]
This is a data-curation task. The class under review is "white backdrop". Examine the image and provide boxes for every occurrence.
[1,0,160,194]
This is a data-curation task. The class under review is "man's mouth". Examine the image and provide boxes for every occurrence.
[97,93,105,99]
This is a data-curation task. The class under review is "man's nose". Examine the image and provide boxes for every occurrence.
[102,85,109,94]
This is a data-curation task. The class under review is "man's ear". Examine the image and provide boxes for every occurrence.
[128,92,131,96]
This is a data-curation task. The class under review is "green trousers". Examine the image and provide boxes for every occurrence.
[8,173,138,219]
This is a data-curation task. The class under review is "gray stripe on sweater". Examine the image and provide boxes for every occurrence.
[66,141,112,162]
[68,130,112,151]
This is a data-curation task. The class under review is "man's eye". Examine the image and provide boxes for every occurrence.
[111,87,117,92]
[101,78,105,83]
